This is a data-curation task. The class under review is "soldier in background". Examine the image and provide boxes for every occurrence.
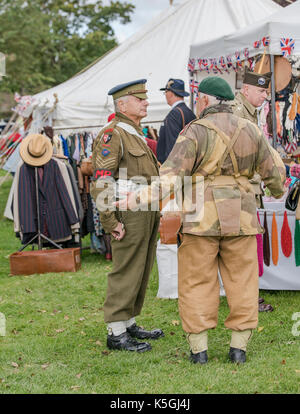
[90,79,164,353]
[231,69,279,311]
[117,77,285,364]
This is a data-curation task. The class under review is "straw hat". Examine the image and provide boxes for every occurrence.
[20,133,53,166]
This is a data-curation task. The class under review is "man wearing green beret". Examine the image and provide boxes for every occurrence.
[116,76,285,364]
[90,79,164,353]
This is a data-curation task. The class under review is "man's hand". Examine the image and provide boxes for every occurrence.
[111,222,126,241]
[114,191,137,210]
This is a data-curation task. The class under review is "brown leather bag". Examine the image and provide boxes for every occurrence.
[10,248,81,276]
[80,158,93,176]
[159,213,181,244]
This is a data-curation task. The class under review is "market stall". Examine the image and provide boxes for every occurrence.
[157,1,300,297]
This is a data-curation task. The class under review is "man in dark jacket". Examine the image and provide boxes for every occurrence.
[157,78,195,164]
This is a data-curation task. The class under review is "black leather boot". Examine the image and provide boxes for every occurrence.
[107,332,152,352]
[229,347,246,363]
[190,350,208,365]
[127,323,164,340]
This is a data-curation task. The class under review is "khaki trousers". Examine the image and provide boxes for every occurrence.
[103,210,160,323]
[178,234,259,333]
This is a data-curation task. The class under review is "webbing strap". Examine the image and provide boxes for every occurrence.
[196,118,247,177]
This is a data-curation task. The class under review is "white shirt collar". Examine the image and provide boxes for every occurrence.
[171,100,184,109]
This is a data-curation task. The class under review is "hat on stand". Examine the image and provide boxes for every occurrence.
[20,133,53,166]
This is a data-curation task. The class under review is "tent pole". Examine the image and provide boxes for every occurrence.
[270,54,277,148]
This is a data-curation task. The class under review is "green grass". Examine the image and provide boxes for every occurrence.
[0,170,300,394]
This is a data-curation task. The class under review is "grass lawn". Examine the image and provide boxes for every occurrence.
[0,170,300,394]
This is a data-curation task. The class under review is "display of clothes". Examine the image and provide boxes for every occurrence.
[51,131,112,259]
[11,156,81,247]
[259,82,300,154]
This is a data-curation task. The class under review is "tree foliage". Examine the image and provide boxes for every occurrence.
[0,0,134,95]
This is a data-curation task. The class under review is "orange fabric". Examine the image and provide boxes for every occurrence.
[288,93,298,121]
[276,102,282,135]
[297,95,300,115]
[271,212,279,266]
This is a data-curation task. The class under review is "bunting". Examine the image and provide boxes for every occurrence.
[280,38,295,57]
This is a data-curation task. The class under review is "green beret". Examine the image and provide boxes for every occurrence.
[243,68,271,89]
[198,76,235,101]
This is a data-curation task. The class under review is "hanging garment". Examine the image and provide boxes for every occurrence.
[295,220,300,267]
[288,93,298,121]
[18,159,79,244]
[271,212,279,266]
[281,211,292,258]
[256,212,264,277]
[263,211,270,266]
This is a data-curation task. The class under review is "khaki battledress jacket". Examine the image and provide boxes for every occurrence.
[230,91,258,124]
[138,104,285,237]
[90,112,160,323]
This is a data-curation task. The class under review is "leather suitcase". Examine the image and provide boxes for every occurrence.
[9,248,81,276]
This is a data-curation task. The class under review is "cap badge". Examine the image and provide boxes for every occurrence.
[258,77,266,86]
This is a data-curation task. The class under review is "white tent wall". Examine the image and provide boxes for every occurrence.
[29,0,280,132]
[190,0,300,63]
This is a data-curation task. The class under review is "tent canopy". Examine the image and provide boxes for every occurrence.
[29,0,280,129]
[190,0,300,69]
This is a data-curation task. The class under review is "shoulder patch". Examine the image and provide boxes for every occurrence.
[104,128,114,134]
[101,149,111,157]
[102,134,112,144]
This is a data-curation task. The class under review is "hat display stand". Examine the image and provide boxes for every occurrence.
[19,167,62,252]
[9,166,81,276]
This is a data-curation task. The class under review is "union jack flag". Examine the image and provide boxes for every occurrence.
[226,55,233,70]
[219,56,229,73]
[189,78,199,94]
[235,51,242,68]
[197,58,203,71]
[202,58,209,73]
[253,40,261,49]
[280,38,295,57]
[188,58,195,73]
[262,36,270,47]
[243,48,249,59]
[285,139,298,153]
[209,58,220,74]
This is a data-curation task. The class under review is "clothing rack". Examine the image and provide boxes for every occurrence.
[51,120,164,131]
[18,167,62,252]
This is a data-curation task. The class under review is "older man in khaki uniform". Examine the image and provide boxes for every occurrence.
[118,77,285,364]
[90,79,164,353]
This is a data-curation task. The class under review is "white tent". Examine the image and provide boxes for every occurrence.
[28,0,280,132]
[190,0,300,66]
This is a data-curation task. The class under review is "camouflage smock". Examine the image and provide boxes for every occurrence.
[138,104,285,237]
